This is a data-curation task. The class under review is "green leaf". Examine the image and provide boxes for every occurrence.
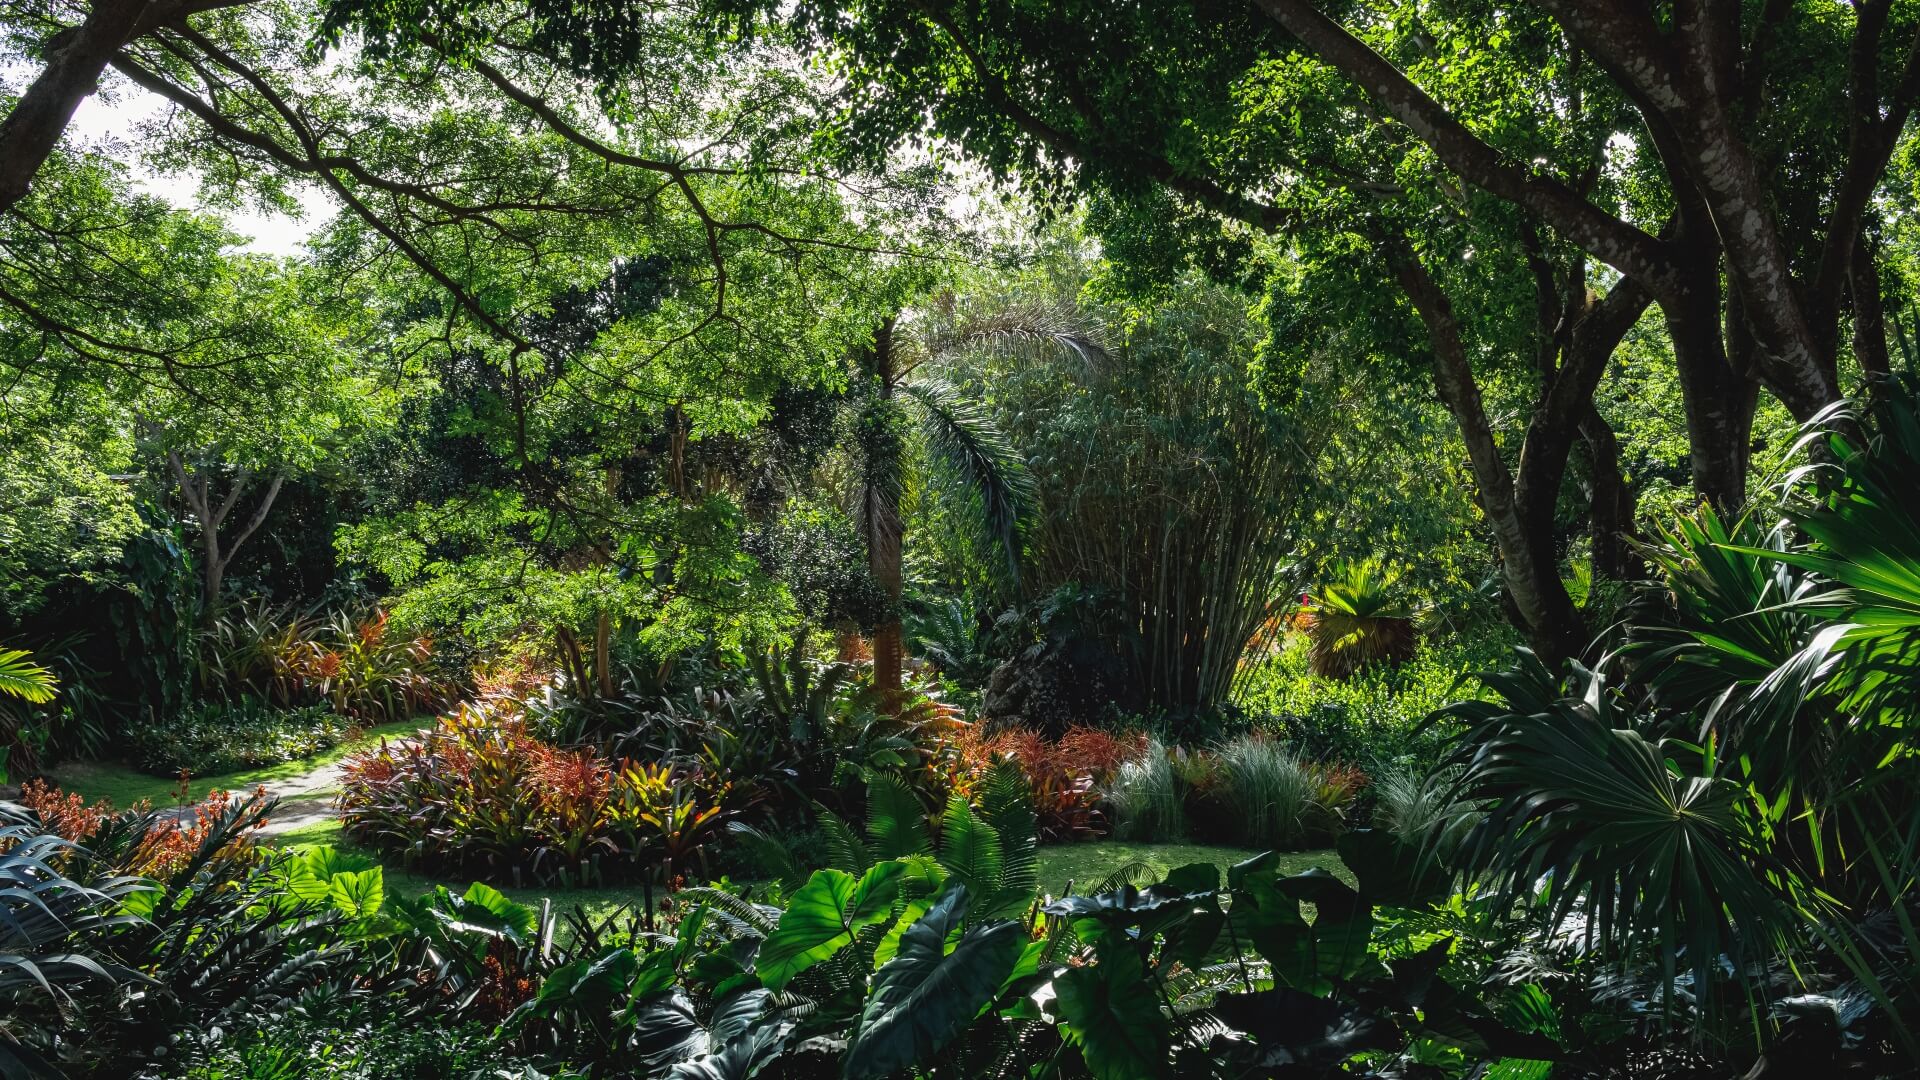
[460,882,538,934]
[1277,870,1372,988]
[0,649,57,704]
[757,862,906,990]
[844,887,1025,1080]
[1055,948,1170,1080]
[873,897,933,968]
[327,868,384,917]
[866,773,931,860]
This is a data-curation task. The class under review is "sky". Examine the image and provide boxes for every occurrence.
[63,75,332,258]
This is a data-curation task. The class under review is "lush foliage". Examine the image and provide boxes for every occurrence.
[1304,558,1418,679]
[1437,390,1920,1059]
[338,707,731,887]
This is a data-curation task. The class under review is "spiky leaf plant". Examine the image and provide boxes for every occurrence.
[1306,558,1416,679]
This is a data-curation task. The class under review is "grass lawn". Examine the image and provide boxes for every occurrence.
[45,719,422,807]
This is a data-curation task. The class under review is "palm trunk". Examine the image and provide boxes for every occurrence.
[865,318,905,702]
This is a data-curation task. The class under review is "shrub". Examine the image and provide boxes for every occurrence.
[200,603,460,723]
[1235,631,1508,770]
[126,698,349,776]
[1106,737,1184,842]
[1372,765,1476,859]
[953,724,1143,842]
[338,707,730,886]
[189,1016,503,1079]
[17,778,271,879]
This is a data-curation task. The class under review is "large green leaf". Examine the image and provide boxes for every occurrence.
[756,862,906,990]
[0,649,56,704]
[844,887,1024,1079]
[326,868,384,918]
[1277,870,1372,988]
[1054,948,1170,1080]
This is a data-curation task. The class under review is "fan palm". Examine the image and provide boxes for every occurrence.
[1305,557,1417,678]
[849,304,1105,697]
[1443,380,1920,1051]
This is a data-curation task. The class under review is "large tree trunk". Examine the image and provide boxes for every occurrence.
[1580,403,1638,584]
[1665,282,1758,513]
[0,0,150,215]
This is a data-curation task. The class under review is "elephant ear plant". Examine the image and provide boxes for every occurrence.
[514,771,1563,1080]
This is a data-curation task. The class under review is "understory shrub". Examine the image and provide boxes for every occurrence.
[179,1017,503,1080]
[1213,736,1317,848]
[1371,764,1478,859]
[198,604,461,723]
[1236,631,1509,770]
[1106,735,1184,841]
[18,779,271,878]
[127,698,349,776]
[953,723,1142,841]
[338,706,730,886]
[1110,734,1365,849]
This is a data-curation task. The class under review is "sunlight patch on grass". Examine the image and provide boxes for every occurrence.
[46,719,422,807]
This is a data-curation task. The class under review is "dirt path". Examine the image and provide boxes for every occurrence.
[253,758,354,837]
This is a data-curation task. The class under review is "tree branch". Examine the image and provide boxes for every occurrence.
[0,0,152,214]
[1250,0,1679,293]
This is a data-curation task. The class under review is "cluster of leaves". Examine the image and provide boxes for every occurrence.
[1,786,625,1078]
[511,790,1568,1080]
[1235,632,1507,773]
[523,632,970,823]
[338,706,733,887]
[950,723,1143,842]
[1110,735,1368,851]
[198,604,462,723]
[1303,558,1418,680]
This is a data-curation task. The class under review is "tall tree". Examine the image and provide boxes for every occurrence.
[645,0,1919,655]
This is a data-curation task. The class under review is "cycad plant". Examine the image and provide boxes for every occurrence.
[1306,557,1416,678]
[847,305,1103,697]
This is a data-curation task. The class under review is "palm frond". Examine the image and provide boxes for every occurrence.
[909,302,1109,377]
[901,379,1034,579]
[0,649,57,705]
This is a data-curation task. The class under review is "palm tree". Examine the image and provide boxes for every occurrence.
[1439,380,1920,1053]
[849,303,1104,698]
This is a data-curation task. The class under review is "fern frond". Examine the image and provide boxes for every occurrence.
[813,804,872,873]
[677,887,781,938]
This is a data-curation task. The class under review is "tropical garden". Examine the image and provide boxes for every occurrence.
[2,0,1918,1075]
